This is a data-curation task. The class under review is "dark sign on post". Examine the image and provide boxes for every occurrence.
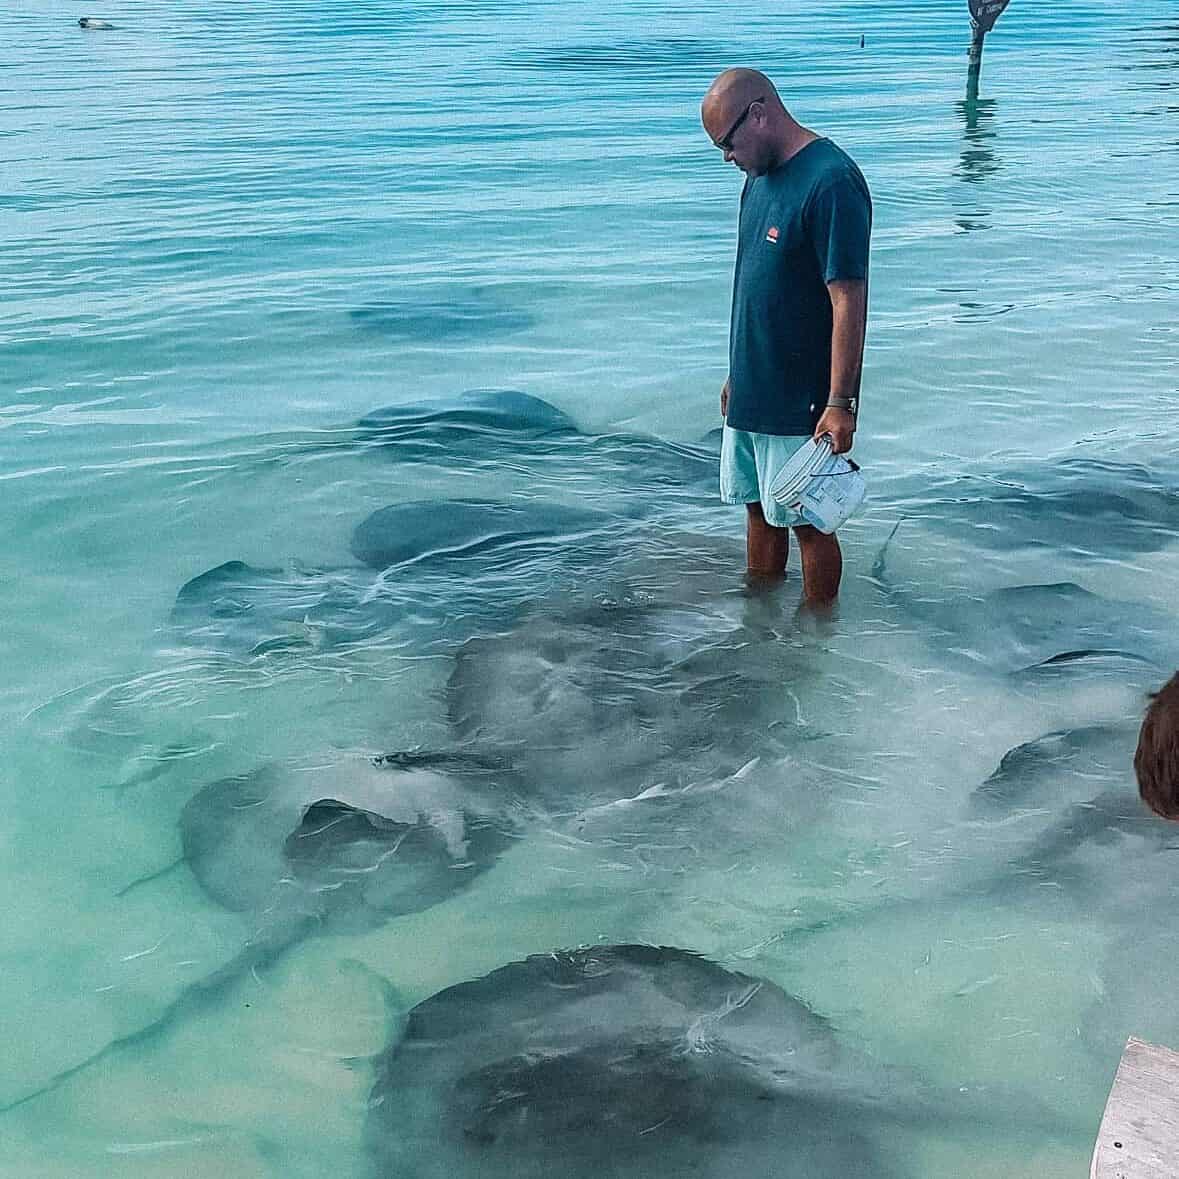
[969,0,1011,34]
[966,0,1011,96]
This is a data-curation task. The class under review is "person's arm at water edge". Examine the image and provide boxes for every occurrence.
[812,277,866,455]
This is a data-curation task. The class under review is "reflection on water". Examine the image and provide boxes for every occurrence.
[954,96,1000,232]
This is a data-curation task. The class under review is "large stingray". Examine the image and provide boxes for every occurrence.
[355,388,720,504]
[967,724,1179,1056]
[446,585,815,811]
[169,498,629,657]
[180,751,525,954]
[356,388,578,451]
[349,292,536,341]
[367,944,1057,1178]
[872,527,1176,676]
[967,723,1176,895]
[886,455,1179,556]
[169,560,399,655]
[1,752,524,1113]
[350,497,618,570]
[787,722,1175,954]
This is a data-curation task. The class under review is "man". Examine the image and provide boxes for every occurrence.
[701,68,871,605]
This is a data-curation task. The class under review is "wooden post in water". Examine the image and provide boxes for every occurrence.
[1091,1037,1179,1179]
[967,0,1012,101]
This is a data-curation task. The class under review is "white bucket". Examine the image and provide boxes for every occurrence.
[767,436,866,534]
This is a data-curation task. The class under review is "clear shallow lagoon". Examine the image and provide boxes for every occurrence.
[2,0,1178,1174]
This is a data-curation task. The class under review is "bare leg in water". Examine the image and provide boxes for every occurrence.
[744,503,842,607]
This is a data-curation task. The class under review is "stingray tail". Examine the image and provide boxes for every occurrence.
[0,920,310,1116]
[869,520,903,588]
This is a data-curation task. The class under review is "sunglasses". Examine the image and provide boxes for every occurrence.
[716,96,765,151]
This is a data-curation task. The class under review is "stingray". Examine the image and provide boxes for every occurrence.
[180,752,522,950]
[576,430,719,497]
[168,497,630,658]
[367,944,1060,1178]
[790,722,1172,953]
[887,456,1179,556]
[350,498,620,570]
[445,588,814,810]
[967,723,1177,894]
[968,726,1179,1057]
[872,528,1176,676]
[355,388,720,509]
[169,560,402,655]
[971,724,1138,816]
[1,752,523,1114]
[906,723,1158,898]
[349,293,536,342]
[356,388,578,452]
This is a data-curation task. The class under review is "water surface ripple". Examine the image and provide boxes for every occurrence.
[2,1,1178,1176]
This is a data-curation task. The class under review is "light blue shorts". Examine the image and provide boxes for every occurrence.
[719,425,812,528]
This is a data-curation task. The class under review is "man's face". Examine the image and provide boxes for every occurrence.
[706,97,768,176]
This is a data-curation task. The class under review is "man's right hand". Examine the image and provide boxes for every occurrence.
[720,378,730,419]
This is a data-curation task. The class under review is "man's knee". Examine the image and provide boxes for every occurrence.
[746,501,789,539]
[791,523,840,551]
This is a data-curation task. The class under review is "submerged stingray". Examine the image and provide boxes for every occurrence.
[872,529,1175,675]
[356,388,578,447]
[367,944,1058,1178]
[169,560,397,655]
[181,752,522,954]
[577,429,719,496]
[0,753,522,1113]
[368,945,898,1178]
[971,724,1136,816]
[446,588,812,809]
[791,722,1170,953]
[355,388,719,506]
[890,456,1179,556]
[970,725,1179,1056]
[350,498,618,570]
[349,294,536,341]
[169,498,629,657]
[900,722,1161,900]
[509,36,725,74]
[968,723,1174,892]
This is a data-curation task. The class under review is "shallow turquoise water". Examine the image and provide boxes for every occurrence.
[2,0,1178,1175]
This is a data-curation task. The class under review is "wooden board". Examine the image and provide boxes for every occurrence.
[1091,1037,1179,1179]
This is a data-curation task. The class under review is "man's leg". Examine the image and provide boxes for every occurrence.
[792,524,842,606]
[746,501,789,580]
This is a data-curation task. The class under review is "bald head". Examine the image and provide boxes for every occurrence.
[701,68,809,178]
[701,69,785,128]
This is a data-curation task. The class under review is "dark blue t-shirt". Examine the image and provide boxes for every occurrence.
[727,137,872,436]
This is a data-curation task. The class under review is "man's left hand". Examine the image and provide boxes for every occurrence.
[813,406,856,454]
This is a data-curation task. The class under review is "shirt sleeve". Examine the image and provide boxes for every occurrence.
[805,173,872,283]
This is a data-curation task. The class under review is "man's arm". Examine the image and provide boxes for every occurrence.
[812,278,867,454]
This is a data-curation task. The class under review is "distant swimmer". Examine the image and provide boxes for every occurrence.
[78,18,115,29]
[700,68,872,606]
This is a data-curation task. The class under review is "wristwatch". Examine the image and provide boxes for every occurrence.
[827,396,858,415]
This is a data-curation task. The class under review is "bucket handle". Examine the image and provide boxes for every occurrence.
[813,434,860,473]
[809,457,861,475]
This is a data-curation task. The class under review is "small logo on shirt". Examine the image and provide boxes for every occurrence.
[765,225,780,243]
